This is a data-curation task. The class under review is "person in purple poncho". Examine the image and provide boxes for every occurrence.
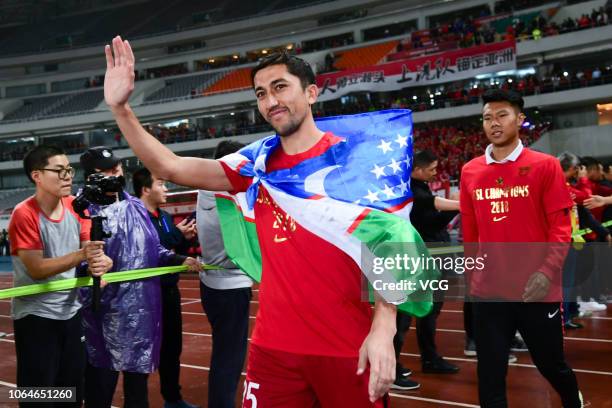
[78,146,201,408]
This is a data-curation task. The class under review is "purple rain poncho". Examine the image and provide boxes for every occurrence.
[80,192,178,373]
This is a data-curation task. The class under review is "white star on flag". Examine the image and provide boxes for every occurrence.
[395,134,408,148]
[381,184,396,199]
[388,158,402,174]
[370,163,387,179]
[396,179,409,195]
[377,139,393,154]
[364,189,380,203]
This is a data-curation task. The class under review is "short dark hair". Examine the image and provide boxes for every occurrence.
[413,149,438,169]
[557,151,579,172]
[580,156,601,170]
[213,140,245,159]
[250,51,316,90]
[132,167,153,198]
[23,145,65,183]
[482,88,524,112]
[604,162,611,173]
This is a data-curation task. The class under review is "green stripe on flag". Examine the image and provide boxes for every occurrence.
[216,196,262,282]
[350,209,437,317]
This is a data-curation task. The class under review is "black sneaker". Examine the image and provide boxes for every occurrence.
[397,365,412,377]
[510,336,528,352]
[422,357,460,374]
[464,338,477,356]
[564,321,584,330]
[391,377,420,390]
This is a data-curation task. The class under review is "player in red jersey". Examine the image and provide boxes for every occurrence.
[460,89,583,407]
[103,36,395,407]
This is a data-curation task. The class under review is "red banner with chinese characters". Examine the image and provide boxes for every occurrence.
[315,41,516,102]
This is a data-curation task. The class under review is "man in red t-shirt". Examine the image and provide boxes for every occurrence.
[460,89,583,407]
[581,157,612,222]
[10,145,112,406]
[103,36,396,407]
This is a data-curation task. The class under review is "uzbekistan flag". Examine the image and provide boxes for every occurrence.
[216,109,437,317]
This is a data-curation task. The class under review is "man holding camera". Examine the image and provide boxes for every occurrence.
[78,146,201,408]
[10,145,113,407]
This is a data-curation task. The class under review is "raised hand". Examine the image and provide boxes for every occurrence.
[104,36,136,109]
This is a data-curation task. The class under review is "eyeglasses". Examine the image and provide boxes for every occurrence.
[39,167,76,180]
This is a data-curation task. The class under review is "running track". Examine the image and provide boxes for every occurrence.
[0,274,610,407]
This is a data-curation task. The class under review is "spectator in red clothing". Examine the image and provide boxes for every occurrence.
[582,157,612,221]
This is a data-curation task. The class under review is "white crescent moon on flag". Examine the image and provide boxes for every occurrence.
[304,165,341,196]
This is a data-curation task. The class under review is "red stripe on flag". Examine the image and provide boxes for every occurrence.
[384,197,413,213]
[347,208,372,234]
[236,160,249,173]
[214,193,255,223]
[307,194,325,200]
[215,193,233,201]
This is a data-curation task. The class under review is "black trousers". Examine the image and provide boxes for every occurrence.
[159,283,183,403]
[393,300,444,369]
[200,282,251,408]
[84,363,149,408]
[13,312,85,408]
[463,301,473,340]
[472,302,581,408]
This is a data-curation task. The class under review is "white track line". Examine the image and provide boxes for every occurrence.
[179,363,480,406]
[182,311,256,320]
[431,327,612,343]
[1,312,609,343]
[181,313,612,343]
[179,332,612,377]
[398,352,612,376]
[389,394,479,407]
[180,300,201,306]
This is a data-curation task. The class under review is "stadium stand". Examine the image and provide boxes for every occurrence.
[333,40,400,70]
[143,71,225,103]
[202,67,253,95]
[2,94,68,121]
[2,90,103,122]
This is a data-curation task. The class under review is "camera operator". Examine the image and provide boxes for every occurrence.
[78,147,201,408]
[10,145,112,407]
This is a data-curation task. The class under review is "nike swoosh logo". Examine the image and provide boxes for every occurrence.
[273,235,288,243]
[493,216,508,222]
[548,309,559,319]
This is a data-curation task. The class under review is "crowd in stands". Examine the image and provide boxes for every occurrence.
[144,3,611,83]
[412,122,549,182]
[8,1,611,101]
[0,142,35,162]
[318,63,610,116]
[0,114,548,183]
[391,4,612,57]
[312,103,549,182]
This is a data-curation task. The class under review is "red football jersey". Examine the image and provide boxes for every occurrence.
[460,148,573,301]
[221,133,372,357]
